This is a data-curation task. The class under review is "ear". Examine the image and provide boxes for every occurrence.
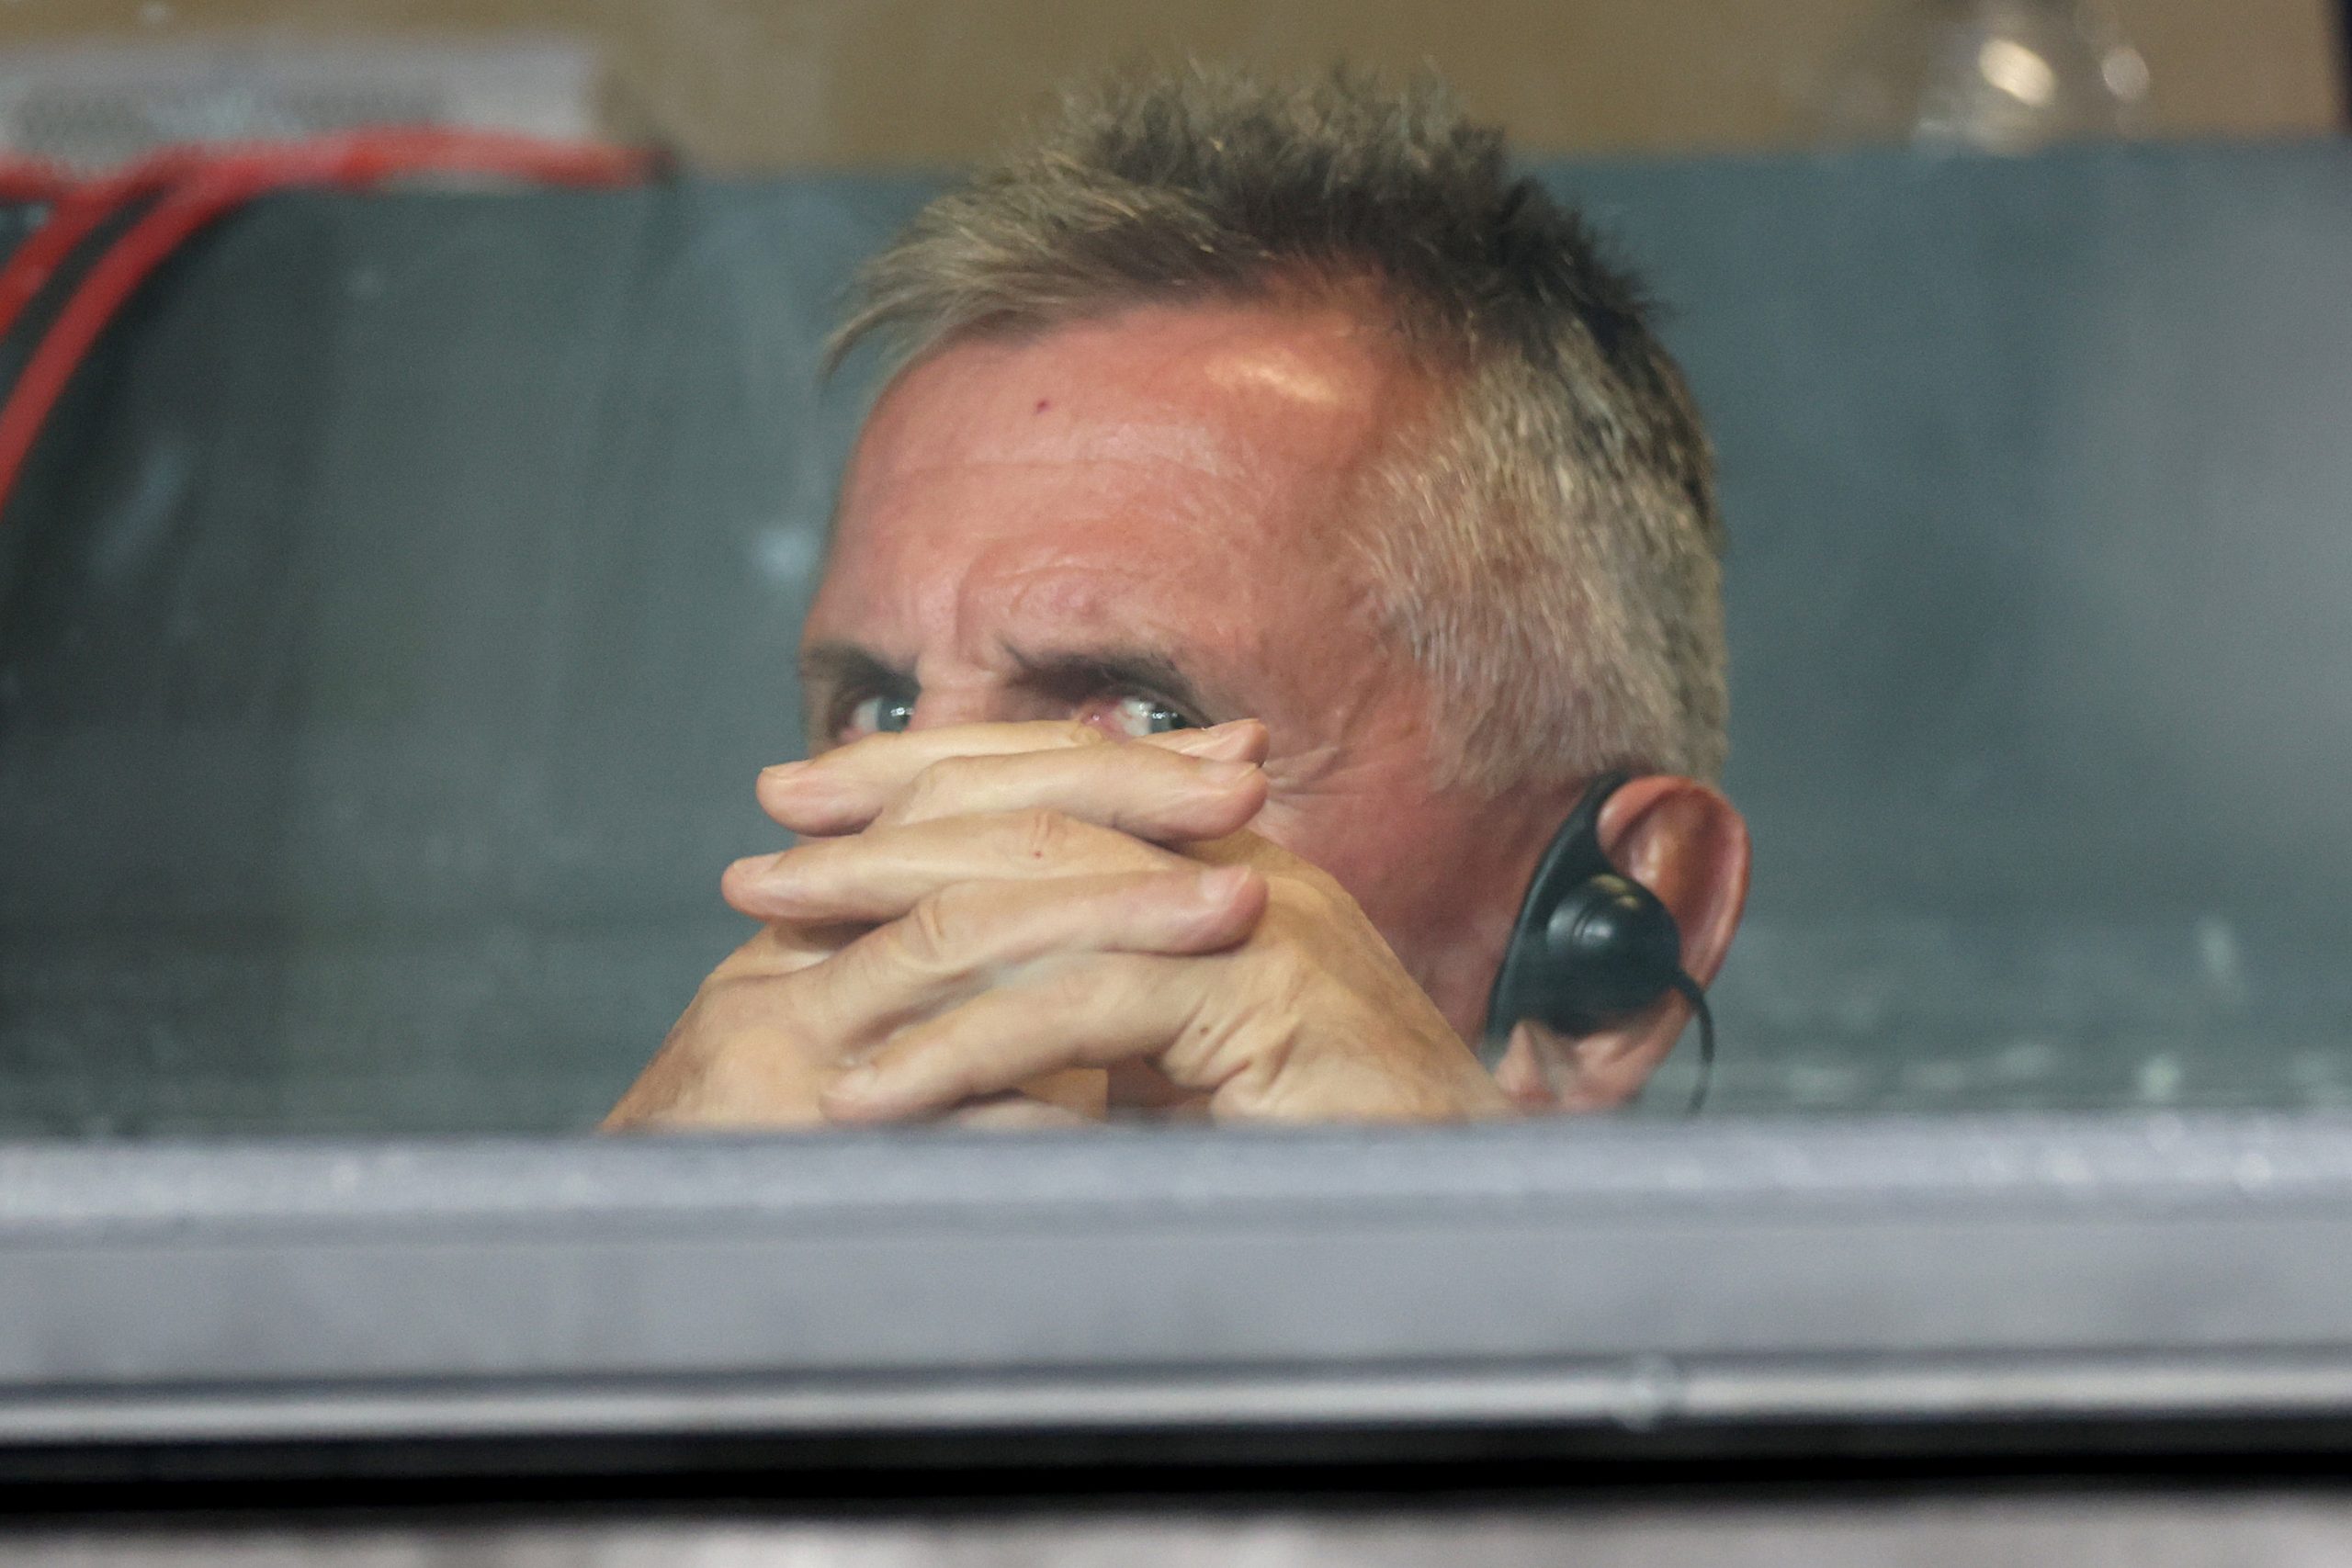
[1495,774,1751,1113]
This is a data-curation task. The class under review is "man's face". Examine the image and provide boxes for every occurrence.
[800,299,1566,1035]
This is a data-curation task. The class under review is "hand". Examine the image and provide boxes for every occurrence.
[604,721,1276,1129]
[633,719,1508,1126]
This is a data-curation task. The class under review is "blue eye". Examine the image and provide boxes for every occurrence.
[1106,694,1193,737]
[843,694,915,738]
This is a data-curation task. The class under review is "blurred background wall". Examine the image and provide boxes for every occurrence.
[0,0,2341,169]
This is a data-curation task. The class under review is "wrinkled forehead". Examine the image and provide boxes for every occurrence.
[843,297,1413,496]
[815,300,1426,655]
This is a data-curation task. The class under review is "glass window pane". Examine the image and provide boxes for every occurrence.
[1,2,2347,1135]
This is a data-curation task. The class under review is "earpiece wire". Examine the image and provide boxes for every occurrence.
[1668,971,1715,1116]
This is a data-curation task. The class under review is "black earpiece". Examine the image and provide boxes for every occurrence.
[1480,770,1717,1112]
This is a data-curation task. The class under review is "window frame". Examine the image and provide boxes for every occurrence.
[6,1112,2352,1480]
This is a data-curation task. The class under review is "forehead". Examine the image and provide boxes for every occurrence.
[810,299,1421,667]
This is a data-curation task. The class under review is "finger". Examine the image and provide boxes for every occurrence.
[725,807,1185,922]
[1138,718,1269,762]
[1105,1060,1210,1113]
[865,747,1264,842]
[705,919,867,981]
[757,718,1267,834]
[1017,1065,1111,1118]
[782,864,1267,1053]
[940,1093,1102,1130]
[820,953,1220,1123]
[757,720,1105,829]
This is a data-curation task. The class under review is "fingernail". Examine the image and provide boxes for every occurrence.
[830,1062,882,1102]
[1160,719,1260,758]
[1196,759,1260,786]
[1194,864,1255,903]
[761,762,851,820]
[726,852,794,897]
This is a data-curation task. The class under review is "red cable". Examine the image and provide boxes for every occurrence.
[0,128,654,525]
[0,150,207,343]
[0,154,74,206]
[3,131,646,339]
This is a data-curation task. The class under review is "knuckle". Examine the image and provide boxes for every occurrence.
[923,752,983,788]
[902,754,978,814]
[1209,958,1312,1094]
[1010,805,1075,862]
[899,886,969,965]
[1030,958,1102,1011]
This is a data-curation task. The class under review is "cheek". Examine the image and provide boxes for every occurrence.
[1254,793,1422,924]
[1255,782,1498,949]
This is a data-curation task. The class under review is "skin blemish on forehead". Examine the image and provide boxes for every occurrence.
[1035,399,1051,413]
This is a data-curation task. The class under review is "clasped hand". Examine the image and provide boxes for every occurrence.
[605,720,1510,1128]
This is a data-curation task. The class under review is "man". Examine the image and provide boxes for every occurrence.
[607,67,1749,1128]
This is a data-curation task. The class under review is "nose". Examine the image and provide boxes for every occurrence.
[905,678,1017,731]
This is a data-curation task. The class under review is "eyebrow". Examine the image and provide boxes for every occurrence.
[796,638,1224,725]
[1002,643,1217,720]
[799,641,913,694]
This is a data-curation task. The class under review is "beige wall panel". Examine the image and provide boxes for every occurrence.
[2110,0,2346,136]
[1,0,2342,166]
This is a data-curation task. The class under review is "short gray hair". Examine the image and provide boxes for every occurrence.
[831,65,1727,789]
